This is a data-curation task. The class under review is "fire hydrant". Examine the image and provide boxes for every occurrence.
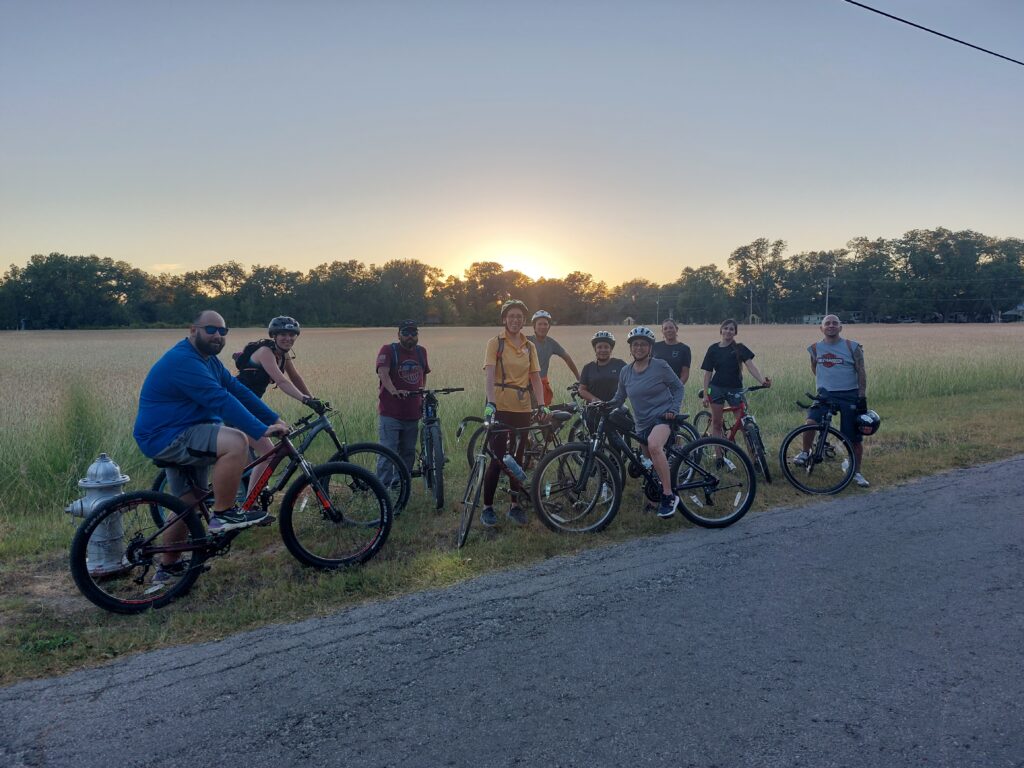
[65,453,131,576]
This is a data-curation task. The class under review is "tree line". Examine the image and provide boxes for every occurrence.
[1,228,1022,330]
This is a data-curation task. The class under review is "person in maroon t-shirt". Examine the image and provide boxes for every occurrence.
[375,320,431,486]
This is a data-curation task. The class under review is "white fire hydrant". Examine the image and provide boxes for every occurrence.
[65,453,131,576]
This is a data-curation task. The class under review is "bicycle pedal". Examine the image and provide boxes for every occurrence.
[257,514,276,527]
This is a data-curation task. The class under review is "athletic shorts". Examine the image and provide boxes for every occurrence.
[708,385,744,407]
[807,388,862,445]
[152,423,221,494]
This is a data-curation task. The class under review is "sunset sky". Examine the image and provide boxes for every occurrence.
[2,1,1022,286]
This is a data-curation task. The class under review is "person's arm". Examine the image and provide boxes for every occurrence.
[663,363,684,418]
[376,364,406,398]
[744,360,769,387]
[607,368,627,409]
[251,346,309,403]
[854,344,867,397]
[282,357,312,399]
[702,370,712,404]
[217,367,281,439]
[578,383,599,403]
[679,346,691,385]
[809,345,817,377]
[529,371,545,410]
[559,348,581,380]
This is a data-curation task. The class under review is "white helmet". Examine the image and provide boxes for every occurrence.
[531,310,553,324]
[626,326,656,344]
[591,330,616,348]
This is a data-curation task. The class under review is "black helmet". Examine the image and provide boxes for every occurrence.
[268,316,300,337]
[591,330,616,348]
[500,299,529,320]
[858,410,881,436]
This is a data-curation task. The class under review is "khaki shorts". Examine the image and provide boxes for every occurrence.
[153,423,221,495]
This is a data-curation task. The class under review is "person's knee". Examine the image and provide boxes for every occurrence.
[217,427,249,459]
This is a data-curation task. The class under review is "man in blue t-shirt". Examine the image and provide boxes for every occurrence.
[134,310,289,537]
[797,314,870,487]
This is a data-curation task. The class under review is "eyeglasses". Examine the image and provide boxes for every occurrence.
[197,325,229,336]
[400,329,418,336]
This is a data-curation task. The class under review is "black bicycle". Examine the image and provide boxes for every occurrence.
[458,410,572,548]
[457,395,578,472]
[531,402,757,532]
[70,414,393,614]
[404,387,463,510]
[151,403,411,516]
[778,392,856,494]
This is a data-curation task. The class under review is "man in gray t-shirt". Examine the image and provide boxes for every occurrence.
[800,314,870,487]
[527,310,580,406]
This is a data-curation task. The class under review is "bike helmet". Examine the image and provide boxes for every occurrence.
[500,299,529,320]
[591,330,616,348]
[625,326,656,344]
[857,409,881,436]
[531,310,553,325]
[268,316,300,336]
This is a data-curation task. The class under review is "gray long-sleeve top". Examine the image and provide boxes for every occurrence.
[609,358,684,433]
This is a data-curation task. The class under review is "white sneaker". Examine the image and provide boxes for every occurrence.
[793,451,809,466]
[853,472,870,488]
[841,459,850,473]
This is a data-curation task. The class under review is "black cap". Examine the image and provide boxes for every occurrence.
[398,319,418,333]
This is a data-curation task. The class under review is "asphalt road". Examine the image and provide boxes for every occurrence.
[3,457,1023,768]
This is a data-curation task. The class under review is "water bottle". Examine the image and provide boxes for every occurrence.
[503,455,528,483]
[640,456,654,471]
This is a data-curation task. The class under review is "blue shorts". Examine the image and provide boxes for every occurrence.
[709,385,744,407]
[807,388,862,445]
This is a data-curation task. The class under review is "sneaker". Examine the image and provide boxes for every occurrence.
[209,506,268,532]
[841,459,850,473]
[480,506,498,527]
[145,561,187,595]
[507,505,528,525]
[853,472,870,488]
[793,451,809,466]
[657,493,678,519]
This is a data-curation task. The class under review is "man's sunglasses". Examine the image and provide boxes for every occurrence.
[400,329,418,336]
[196,325,229,336]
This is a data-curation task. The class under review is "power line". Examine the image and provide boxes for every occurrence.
[842,0,1024,67]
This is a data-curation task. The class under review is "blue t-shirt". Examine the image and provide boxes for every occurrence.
[610,358,684,433]
[134,338,279,457]
[809,338,861,392]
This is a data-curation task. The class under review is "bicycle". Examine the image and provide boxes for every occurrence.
[151,403,411,516]
[457,393,579,472]
[70,415,393,614]
[403,387,464,510]
[692,385,772,483]
[778,392,857,495]
[457,410,573,548]
[531,402,756,532]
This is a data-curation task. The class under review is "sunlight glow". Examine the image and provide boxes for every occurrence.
[465,241,565,281]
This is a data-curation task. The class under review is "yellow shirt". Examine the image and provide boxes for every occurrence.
[484,332,540,412]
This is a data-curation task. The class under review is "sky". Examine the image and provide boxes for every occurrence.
[1,0,1022,286]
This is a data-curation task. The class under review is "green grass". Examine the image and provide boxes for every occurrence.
[1,325,1022,685]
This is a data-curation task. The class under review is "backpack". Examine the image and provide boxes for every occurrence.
[495,336,535,396]
[390,342,427,373]
[234,339,277,372]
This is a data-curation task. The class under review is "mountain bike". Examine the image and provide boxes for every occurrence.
[531,402,756,532]
[693,385,772,483]
[778,392,857,494]
[457,410,573,548]
[457,395,579,472]
[151,403,410,516]
[70,415,393,614]
[404,387,463,510]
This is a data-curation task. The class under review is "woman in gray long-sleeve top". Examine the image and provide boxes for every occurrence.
[608,326,684,519]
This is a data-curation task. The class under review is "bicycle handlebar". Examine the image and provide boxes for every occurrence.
[404,387,465,396]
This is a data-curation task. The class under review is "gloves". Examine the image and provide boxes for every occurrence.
[855,396,867,415]
[483,402,497,420]
[303,396,327,414]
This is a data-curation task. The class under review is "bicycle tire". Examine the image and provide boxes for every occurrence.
[530,443,623,534]
[427,424,445,509]
[465,424,487,470]
[458,457,486,548]
[778,424,855,495]
[331,442,411,514]
[743,423,772,484]
[670,436,757,528]
[279,461,392,569]
[70,490,206,614]
[692,410,712,437]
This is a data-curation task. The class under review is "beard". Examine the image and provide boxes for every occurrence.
[194,334,224,357]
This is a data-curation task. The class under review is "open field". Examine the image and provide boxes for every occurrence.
[1,323,1022,684]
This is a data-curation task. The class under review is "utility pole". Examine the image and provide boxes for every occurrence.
[825,277,831,316]
[748,284,753,324]
[656,292,660,324]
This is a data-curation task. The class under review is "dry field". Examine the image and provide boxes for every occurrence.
[0,322,1021,683]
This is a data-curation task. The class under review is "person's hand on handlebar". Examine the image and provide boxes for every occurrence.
[263,421,290,439]
[535,405,551,424]
[760,376,772,388]
[302,396,327,413]
[483,402,497,420]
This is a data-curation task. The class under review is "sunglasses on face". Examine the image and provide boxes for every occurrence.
[400,329,418,336]
[197,325,229,336]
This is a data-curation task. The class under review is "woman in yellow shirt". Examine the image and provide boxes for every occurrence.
[481,299,546,527]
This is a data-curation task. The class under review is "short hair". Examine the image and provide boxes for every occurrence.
[661,318,678,329]
[720,318,738,331]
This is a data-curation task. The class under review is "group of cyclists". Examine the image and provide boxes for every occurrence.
[130,302,875,587]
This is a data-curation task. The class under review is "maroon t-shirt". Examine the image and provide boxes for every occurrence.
[376,343,430,420]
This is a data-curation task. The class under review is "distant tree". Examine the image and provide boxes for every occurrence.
[727,238,787,322]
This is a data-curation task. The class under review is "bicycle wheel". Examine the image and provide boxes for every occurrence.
[692,410,712,437]
[743,423,772,484]
[279,461,392,569]
[332,442,411,514]
[465,424,487,470]
[530,443,623,534]
[458,457,486,548]
[779,425,855,495]
[149,469,171,526]
[670,437,756,528]
[70,490,206,614]
[427,424,445,509]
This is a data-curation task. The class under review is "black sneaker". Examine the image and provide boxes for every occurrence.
[657,493,678,519]
[480,506,498,527]
[210,506,268,532]
[507,505,528,525]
